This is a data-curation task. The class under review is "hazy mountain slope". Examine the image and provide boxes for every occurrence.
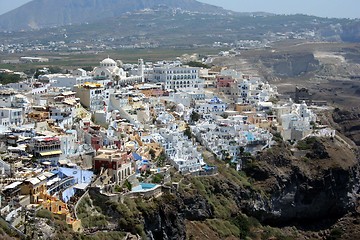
[0,0,226,31]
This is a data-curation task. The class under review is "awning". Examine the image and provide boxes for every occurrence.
[63,99,77,105]
[73,183,89,190]
[39,150,62,156]
[66,163,77,168]
[58,159,69,165]
[43,172,55,178]
[4,181,23,190]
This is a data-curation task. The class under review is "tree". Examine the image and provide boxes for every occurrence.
[239,146,245,156]
[310,121,317,129]
[0,73,21,84]
[149,148,156,160]
[114,75,120,86]
[220,113,228,119]
[48,66,63,74]
[81,66,94,72]
[190,111,201,122]
[156,150,167,167]
[186,61,210,68]
[124,180,132,191]
[184,126,192,139]
[152,174,164,184]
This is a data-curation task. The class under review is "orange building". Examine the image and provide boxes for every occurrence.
[21,175,82,232]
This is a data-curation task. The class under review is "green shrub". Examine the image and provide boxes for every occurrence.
[296,137,317,150]
[152,174,164,184]
[114,185,123,192]
[232,214,250,239]
[36,209,54,220]
[207,219,240,238]
[0,73,21,84]
[81,215,107,228]
[82,231,126,240]
[123,180,132,191]
[186,61,210,68]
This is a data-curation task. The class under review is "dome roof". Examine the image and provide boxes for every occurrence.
[176,103,185,113]
[101,57,116,65]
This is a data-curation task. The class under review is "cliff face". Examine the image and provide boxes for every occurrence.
[141,139,359,239]
[332,108,360,146]
[261,53,320,78]
[143,194,214,240]
[243,138,360,228]
[82,137,360,239]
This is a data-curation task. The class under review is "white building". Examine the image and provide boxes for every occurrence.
[152,125,205,174]
[73,68,87,77]
[92,57,143,85]
[192,118,272,160]
[92,57,127,80]
[233,76,277,105]
[0,159,11,177]
[74,82,106,112]
[151,65,204,90]
[0,90,16,108]
[170,140,205,173]
[59,130,78,156]
[277,101,317,141]
[194,97,227,114]
[45,74,93,88]
[0,108,23,126]
[171,89,205,107]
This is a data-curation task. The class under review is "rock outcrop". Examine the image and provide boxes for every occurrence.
[243,138,360,229]
[333,108,360,146]
[261,53,320,78]
[143,194,214,240]
[84,137,360,239]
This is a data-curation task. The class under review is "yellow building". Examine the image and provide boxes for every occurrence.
[235,104,255,113]
[74,82,105,111]
[21,175,82,232]
[41,194,82,232]
[21,176,47,204]
[28,111,50,121]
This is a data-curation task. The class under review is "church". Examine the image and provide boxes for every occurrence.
[92,57,144,86]
[92,57,127,80]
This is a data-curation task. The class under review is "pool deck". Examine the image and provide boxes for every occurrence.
[131,183,161,193]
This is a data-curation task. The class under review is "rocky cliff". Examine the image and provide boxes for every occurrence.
[332,108,360,146]
[243,138,360,228]
[261,53,320,78]
[76,136,360,239]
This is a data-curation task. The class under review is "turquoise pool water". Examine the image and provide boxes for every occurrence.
[131,183,158,192]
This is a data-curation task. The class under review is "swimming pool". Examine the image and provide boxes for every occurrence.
[131,183,159,192]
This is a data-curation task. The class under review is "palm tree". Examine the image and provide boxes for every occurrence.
[114,75,120,86]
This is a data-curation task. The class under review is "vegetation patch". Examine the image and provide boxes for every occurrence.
[81,231,126,240]
[296,136,317,150]
[0,73,21,84]
[36,209,54,220]
[206,219,240,238]
[186,61,210,68]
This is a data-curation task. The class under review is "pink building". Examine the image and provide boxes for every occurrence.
[216,75,234,88]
